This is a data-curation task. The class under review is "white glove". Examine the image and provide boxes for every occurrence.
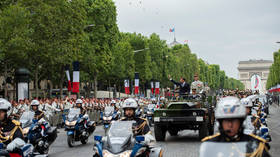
[7,138,25,152]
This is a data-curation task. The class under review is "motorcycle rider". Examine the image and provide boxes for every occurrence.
[0,98,24,146]
[75,99,86,115]
[202,96,270,156]
[121,98,150,136]
[30,100,44,120]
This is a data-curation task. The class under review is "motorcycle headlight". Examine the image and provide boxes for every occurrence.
[65,120,77,126]
[103,150,132,157]
[23,127,30,135]
[103,116,112,121]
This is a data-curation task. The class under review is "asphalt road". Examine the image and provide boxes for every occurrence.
[48,104,280,157]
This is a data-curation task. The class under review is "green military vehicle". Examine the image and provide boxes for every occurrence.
[153,95,215,141]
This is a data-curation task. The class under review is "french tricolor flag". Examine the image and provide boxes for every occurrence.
[155,81,160,95]
[124,79,130,94]
[151,81,154,94]
[65,65,71,92]
[134,72,139,95]
[72,61,80,93]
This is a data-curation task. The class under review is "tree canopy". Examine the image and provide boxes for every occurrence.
[0,0,244,98]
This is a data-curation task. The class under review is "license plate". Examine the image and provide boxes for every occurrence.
[196,116,203,121]
[154,117,160,122]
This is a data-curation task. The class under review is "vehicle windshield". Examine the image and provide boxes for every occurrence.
[200,141,258,157]
[104,106,114,116]
[20,111,35,128]
[67,108,81,121]
[108,121,134,138]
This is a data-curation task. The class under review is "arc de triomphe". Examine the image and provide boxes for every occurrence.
[238,60,273,94]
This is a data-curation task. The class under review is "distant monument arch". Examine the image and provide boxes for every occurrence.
[238,59,272,94]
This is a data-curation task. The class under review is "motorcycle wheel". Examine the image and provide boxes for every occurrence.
[38,147,49,154]
[67,135,75,147]
[81,138,88,144]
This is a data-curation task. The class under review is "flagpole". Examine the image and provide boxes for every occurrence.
[174,27,176,41]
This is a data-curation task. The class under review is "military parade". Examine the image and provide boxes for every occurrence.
[0,0,280,156]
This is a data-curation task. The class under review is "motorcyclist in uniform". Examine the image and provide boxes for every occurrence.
[0,98,24,148]
[121,98,150,136]
[202,96,270,157]
[75,99,86,115]
[30,100,44,120]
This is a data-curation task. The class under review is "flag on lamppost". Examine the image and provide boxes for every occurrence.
[155,81,160,95]
[65,65,71,92]
[124,79,130,94]
[72,61,80,93]
[134,73,139,95]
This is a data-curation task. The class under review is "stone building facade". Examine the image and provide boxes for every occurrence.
[238,59,273,94]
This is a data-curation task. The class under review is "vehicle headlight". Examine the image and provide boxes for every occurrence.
[65,120,77,126]
[23,127,30,135]
[103,116,112,121]
[103,150,132,157]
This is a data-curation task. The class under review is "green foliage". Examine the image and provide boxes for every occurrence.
[266,49,280,89]
[0,0,243,98]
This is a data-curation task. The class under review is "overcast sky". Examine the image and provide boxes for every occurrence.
[114,0,280,78]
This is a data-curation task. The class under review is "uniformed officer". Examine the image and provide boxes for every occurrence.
[0,98,24,146]
[75,99,86,115]
[121,98,150,136]
[191,74,204,93]
[30,100,44,120]
[202,96,270,157]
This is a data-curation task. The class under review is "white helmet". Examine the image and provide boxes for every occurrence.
[122,98,138,109]
[111,100,116,104]
[160,97,165,101]
[215,96,246,120]
[31,100,40,106]
[240,98,253,107]
[76,99,83,104]
[0,98,12,117]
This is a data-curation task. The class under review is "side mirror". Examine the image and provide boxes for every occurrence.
[135,136,145,142]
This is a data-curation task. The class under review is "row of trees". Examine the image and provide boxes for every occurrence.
[266,49,280,89]
[0,0,244,98]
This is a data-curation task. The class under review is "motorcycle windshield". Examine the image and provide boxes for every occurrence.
[106,121,135,154]
[67,108,81,121]
[20,111,35,128]
[104,107,114,116]
[200,141,259,157]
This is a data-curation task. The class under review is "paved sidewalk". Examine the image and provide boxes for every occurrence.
[266,104,280,156]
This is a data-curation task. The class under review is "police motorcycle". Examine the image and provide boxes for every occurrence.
[64,108,96,147]
[93,121,163,157]
[146,104,155,127]
[19,111,57,154]
[102,106,119,132]
[0,138,45,157]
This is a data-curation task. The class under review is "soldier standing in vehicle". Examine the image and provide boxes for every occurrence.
[191,74,204,94]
